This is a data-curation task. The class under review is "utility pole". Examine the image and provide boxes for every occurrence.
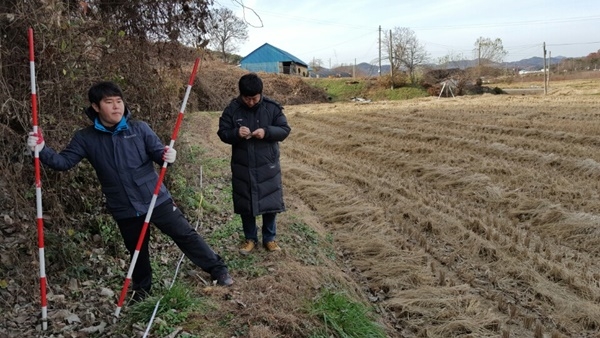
[547,51,551,90]
[353,58,356,78]
[478,40,483,77]
[543,42,547,95]
[378,25,382,76]
[389,30,393,89]
[478,41,481,67]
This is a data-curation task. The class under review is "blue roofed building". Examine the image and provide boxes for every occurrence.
[240,43,309,77]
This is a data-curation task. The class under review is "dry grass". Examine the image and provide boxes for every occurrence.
[274,80,600,337]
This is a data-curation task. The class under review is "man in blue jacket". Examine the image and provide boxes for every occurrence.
[27,81,233,301]
[217,73,291,255]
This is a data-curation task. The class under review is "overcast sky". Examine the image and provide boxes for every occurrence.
[216,0,600,66]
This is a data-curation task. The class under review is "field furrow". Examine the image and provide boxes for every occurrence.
[282,96,600,337]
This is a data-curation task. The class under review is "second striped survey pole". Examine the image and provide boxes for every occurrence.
[114,57,201,318]
[28,27,48,331]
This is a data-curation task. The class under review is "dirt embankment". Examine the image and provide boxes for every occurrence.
[192,60,330,112]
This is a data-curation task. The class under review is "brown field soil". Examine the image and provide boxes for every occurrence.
[275,90,600,337]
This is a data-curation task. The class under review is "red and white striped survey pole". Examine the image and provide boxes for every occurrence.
[114,57,201,318]
[28,27,48,331]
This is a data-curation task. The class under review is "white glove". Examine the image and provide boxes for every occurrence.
[163,146,177,164]
[27,131,45,152]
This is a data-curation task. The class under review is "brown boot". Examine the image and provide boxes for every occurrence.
[264,241,281,252]
[239,240,256,255]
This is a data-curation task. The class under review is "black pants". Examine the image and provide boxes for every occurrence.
[116,200,228,293]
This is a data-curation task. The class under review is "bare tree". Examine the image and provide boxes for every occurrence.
[309,58,323,73]
[436,51,468,69]
[473,37,508,66]
[383,27,428,85]
[91,0,213,45]
[206,7,248,63]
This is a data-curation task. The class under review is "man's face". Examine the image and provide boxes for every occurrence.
[241,94,261,108]
[93,96,124,127]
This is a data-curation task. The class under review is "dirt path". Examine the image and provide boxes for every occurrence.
[278,94,600,337]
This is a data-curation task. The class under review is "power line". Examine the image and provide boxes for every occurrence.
[548,41,600,47]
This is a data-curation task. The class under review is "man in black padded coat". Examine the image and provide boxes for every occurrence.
[217,73,292,255]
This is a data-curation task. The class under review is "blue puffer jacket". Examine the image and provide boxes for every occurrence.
[38,107,171,220]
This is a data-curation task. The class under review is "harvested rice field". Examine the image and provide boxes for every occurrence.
[279,88,600,337]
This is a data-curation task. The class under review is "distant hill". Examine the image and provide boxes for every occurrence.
[311,63,390,78]
[433,56,566,71]
[503,56,566,70]
[312,56,567,77]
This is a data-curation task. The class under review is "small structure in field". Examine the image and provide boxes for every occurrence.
[240,43,309,77]
[438,79,458,98]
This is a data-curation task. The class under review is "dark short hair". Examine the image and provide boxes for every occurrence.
[238,73,263,96]
[88,81,124,105]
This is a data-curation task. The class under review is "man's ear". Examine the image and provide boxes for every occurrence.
[91,103,100,113]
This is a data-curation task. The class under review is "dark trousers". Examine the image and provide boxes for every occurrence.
[241,212,277,244]
[116,200,228,293]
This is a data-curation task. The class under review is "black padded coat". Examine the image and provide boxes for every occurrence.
[217,96,291,216]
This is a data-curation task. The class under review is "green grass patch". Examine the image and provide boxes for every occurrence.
[168,172,204,210]
[308,290,386,338]
[168,144,229,212]
[305,77,429,102]
[200,157,230,178]
[202,182,232,212]
[369,85,429,100]
[120,282,203,337]
[182,144,207,164]
[305,78,368,102]
[208,213,243,243]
